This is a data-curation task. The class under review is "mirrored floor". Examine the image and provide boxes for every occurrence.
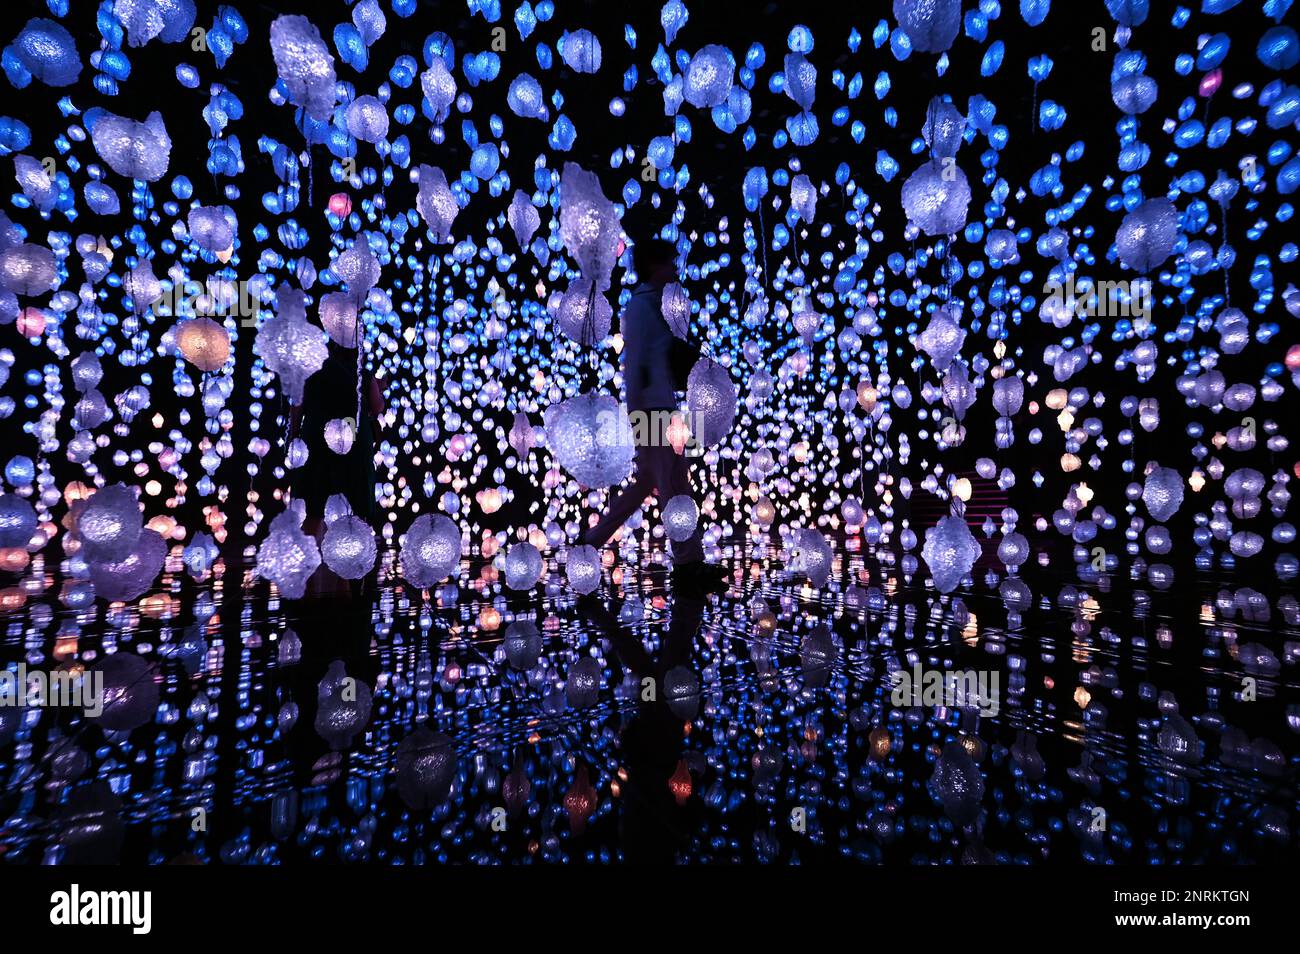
[1,535,1296,865]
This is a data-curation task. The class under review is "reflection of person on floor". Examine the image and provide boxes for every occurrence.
[281,335,384,783]
[582,237,727,594]
[578,591,706,863]
[283,590,380,789]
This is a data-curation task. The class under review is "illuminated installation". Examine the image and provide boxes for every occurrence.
[0,0,1295,868]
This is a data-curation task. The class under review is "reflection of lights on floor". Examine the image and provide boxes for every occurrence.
[0,535,1292,864]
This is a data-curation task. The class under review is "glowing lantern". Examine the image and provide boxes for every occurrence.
[0,494,38,548]
[666,414,692,455]
[415,164,459,241]
[0,548,28,573]
[400,514,462,587]
[870,727,892,759]
[565,544,601,594]
[544,393,635,488]
[669,759,693,805]
[1115,198,1179,273]
[901,160,971,236]
[394,727,456,809]
[321,516,376,579]
[253,286,328,406]
[269,14,337,121]
[563,765,598,833]
[324,418,356,455]
[89,110,172,182]
[1198,69,1222,98]
[921,516,981,594]
[319,292,358,347]
[686,358,737,447]
[176,316,231,371]
[662,494,699,542]
[76,483,143,562]
[559,162,619,291]
[503,541,543,590]
[17,307,46,337]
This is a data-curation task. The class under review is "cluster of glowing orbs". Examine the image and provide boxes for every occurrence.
[0,494,37,548]
[255,504,321,600]
[787,528,833,586]
[686,359,737,448]
[543,392,635,489]
[1116,198,1180,273]
[565,544,602,594]
[176,317,231,371]
[503,541,544,590]
[269,14,337,121]
[555,280,612,346]
[559,162,620,291]
[661,494,699,542]
[253,286,328,406]
[88,111,172,182]
[75,483,142,562]
[400,514,462,588]
[921,515,982,594]
[901,160,971,236]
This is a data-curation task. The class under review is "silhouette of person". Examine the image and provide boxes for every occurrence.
[293,340,384,534]
[582,237,726,594]
[290,337,384,599]
[577,589,706,863]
